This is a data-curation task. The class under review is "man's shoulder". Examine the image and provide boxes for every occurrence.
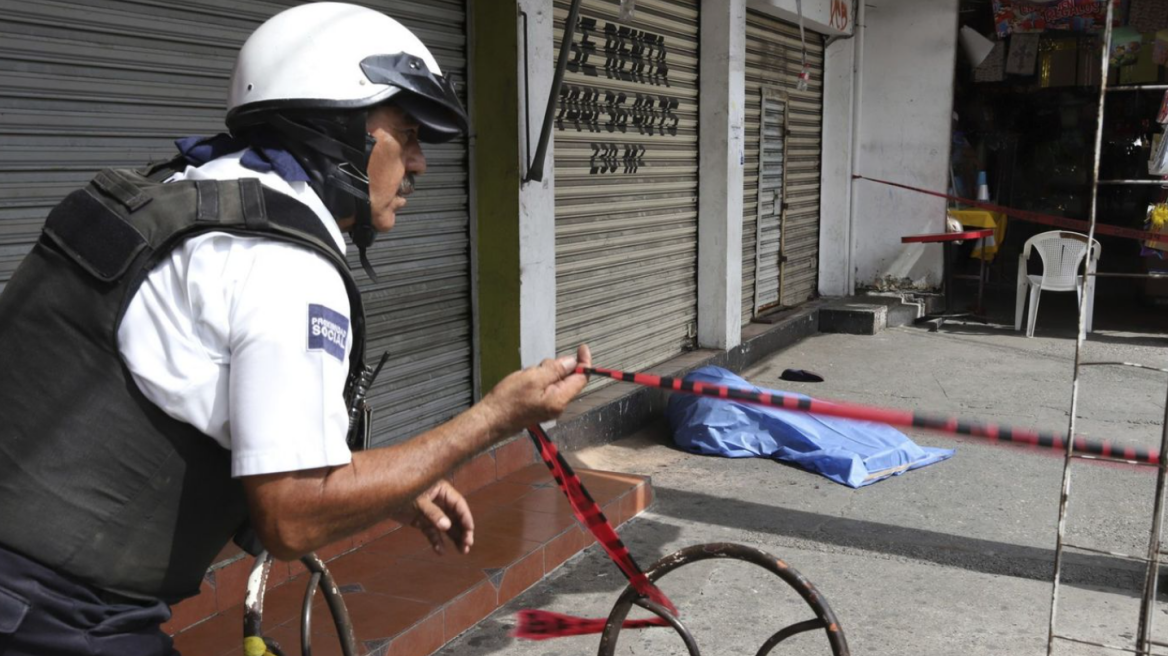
[181,231,343,275]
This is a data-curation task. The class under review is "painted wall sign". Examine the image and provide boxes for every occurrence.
[556,84,679,136]
[557,16,685,176]
[589,143,646,174]
[829,0,849,32]
[568,18,671,86]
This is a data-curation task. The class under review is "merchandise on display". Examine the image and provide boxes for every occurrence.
[1006,33,1041,75]
[1146,203,1168,253]
[992,0,1109,38]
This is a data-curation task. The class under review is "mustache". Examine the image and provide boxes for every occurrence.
[398,174,416,196]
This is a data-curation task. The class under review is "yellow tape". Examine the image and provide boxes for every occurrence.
[243,636,270,656]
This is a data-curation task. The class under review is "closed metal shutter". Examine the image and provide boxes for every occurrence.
[742,88,786,323]
[553,0,699,389]
[744,10,823,311]
[0,0,472,448]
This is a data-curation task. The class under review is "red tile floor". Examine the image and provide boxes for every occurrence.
[170,442,652,656]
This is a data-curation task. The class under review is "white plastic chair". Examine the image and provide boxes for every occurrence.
[1015,231,1101,337]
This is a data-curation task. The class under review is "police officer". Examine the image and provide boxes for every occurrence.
[0,4,590,654]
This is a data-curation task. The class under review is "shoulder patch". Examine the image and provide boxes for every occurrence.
[307,304,349,362]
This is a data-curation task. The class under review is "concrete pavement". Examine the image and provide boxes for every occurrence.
[436,302,1168,655]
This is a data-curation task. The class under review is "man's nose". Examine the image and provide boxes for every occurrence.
[407,144,427,176]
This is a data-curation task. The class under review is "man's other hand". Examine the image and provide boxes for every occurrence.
[393,480,474,555]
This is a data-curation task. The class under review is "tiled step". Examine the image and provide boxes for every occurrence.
[171,462,653,656]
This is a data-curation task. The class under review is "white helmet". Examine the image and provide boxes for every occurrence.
[223,3,468,279]
[227,2,467,142]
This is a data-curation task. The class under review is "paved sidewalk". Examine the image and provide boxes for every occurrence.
[437,305,1168,656]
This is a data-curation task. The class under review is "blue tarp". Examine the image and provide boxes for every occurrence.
[667,366,954,488]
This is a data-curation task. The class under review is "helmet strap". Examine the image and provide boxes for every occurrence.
[351,132,379,282]
[265,112,382,281]
[352,204,378,282]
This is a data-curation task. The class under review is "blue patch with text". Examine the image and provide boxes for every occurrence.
[307,304,348,362]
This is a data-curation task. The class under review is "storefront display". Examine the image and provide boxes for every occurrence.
[961,0,1168,307]
[992,0,1109,38]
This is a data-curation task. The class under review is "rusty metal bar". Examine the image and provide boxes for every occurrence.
[1088,272,1168,279]
[598,543,849,656]
[1062,542,1149,563]
[1098,180,1168,185]
[631,598,700,656]
[1070,453,1159,467]
[1106,84,1168,92]
[1048,2,1114,653]
[299,553,358,656]
[1136,383,1168,654]
[524,0,582,182]
[301,572,322,656]
[1053,633,1168,655]
[756,619,826,656]
[243,551,357,656]
[243,552,275,653]
[1080,362,1168,374]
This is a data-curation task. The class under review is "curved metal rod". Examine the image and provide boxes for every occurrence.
[597,543,849,656]
[244,551,358,656]
[755,618,826,656]
[632,597,701,656]
[299,553,358,656]
[243,552,274,642]
[301,572,322,656]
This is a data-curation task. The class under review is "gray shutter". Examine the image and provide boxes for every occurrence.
[743,87,787,323]
[0,0,473,448]
[744,9,824,310]
[553,0,699,390]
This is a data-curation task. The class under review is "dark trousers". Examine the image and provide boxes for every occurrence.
[0,545,177,656]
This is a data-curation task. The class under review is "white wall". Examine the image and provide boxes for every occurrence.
[850,0,958,289]
[819,34,855,295]
[518,0,557,366]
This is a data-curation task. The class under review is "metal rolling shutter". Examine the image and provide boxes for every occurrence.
[744,10,824,310]
[0,0,472,448]
[553,0,699,389]
[742,88,786,323]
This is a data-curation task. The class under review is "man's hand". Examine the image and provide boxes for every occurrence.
[392,480,474,555]
[480,344,592,434]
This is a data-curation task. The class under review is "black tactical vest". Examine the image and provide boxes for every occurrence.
[0,165,366,603]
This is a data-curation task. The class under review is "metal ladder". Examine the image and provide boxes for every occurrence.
[1047,3,1168,654]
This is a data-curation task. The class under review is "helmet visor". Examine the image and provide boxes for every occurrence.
[360,54,469,143]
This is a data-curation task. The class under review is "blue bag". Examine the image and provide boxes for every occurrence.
[667,366,954,488]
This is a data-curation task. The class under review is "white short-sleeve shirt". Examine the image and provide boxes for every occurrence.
[117,151,355,477]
